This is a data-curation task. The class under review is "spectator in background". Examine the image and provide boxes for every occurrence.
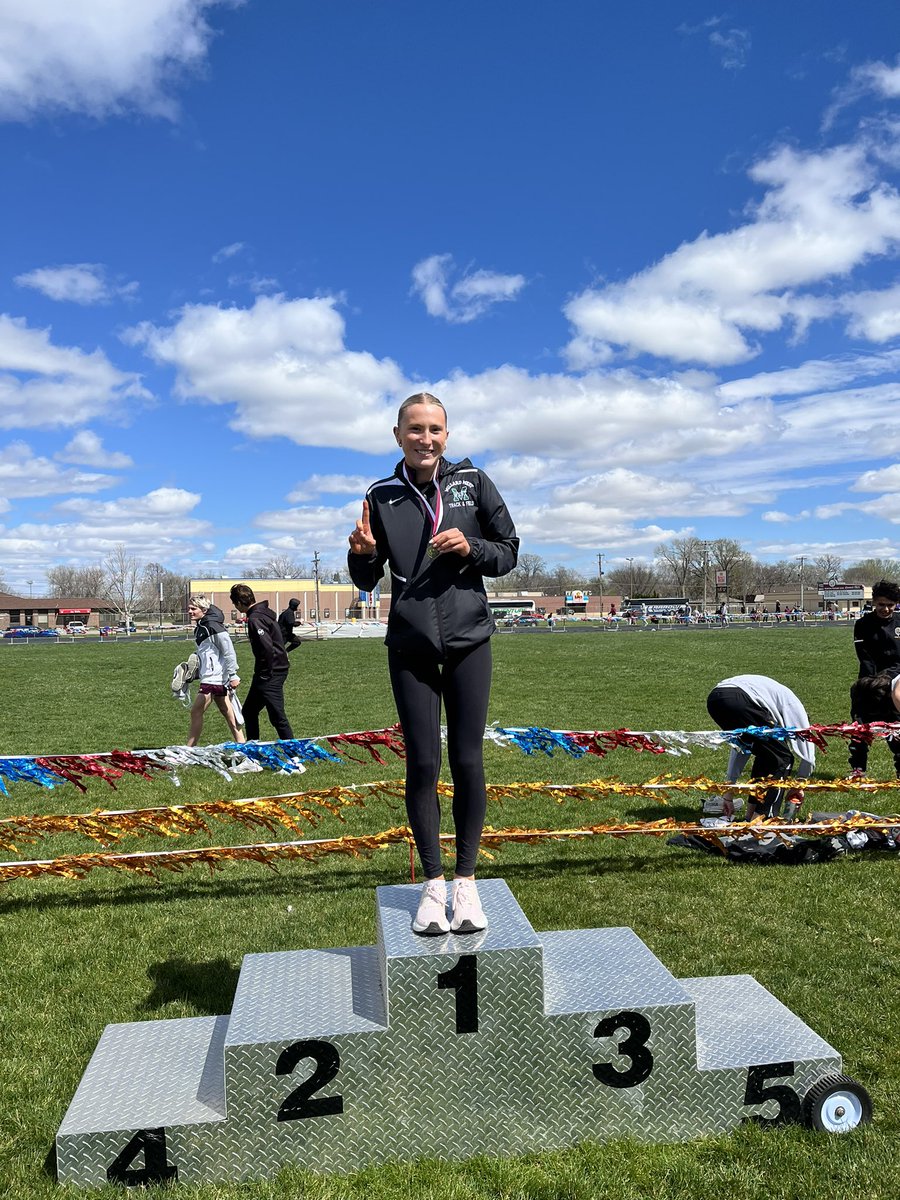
[186,596,244,747]
[848,580,900,779]
[706,674,814,819]
[278,597,303,652]
[229,584,294,741]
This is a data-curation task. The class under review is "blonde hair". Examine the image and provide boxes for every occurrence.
[396,392,447,427]
[189,594,211,611]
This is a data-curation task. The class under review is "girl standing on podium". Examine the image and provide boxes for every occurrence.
[348,393,519,935]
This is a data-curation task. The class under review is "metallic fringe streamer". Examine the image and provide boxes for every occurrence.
[1,813,897,886]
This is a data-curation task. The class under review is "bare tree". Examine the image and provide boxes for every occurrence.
[655,537,702,595]
[543,563,586,595]
[844,558,900,584]
[139,563,191,620]
[258,555,308,579]
[747,559,796,593]
[104,544,142,623]
[46,564,106,597]
[605,562,659,599]
[708,538,751,599]
[510,552,546,590]
[815,553,844,584]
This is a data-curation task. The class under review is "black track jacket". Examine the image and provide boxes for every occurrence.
[348,457,519,659]
[853,608,900,677]
[246,601,290,678]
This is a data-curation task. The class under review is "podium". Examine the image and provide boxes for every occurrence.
[56,880,869,1187]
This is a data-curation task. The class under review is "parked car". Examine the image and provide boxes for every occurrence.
[516,615,540,626]
[3,626,57,639]
[66,622,87,634]
[116,622,137,633]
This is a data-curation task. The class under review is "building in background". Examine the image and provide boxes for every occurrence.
[0,592,110,629]
[189,579,366,623]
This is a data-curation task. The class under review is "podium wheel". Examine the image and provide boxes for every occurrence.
[802,1075,872,1133]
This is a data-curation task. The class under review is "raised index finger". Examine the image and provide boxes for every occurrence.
[361,498,371,533]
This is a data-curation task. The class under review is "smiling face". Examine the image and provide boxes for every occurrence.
[187,601,204,623]
[394,402,448,483]
[873,594,897,621]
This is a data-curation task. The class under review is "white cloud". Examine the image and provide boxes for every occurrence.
[253,500,358,536]
[55,486,202,520]
[762,510,810,523]
[0,0,234,122]
[709,26,751,72]
[125,293,409,450]
[222,542,270,561]
[678,16,751,72]
[852,463,900,492]
[212,241,245,263]
[756,536,900,559]
[479,456,568,495]
[0,440,119,498]
[0,314,147,430]
[411,254,526,323]
[515,503,686,552]
[841,283,900,342]
[56,430,134,468]
[123,288,900,516]
[14,263,138,305]
[824,55,900,130]
[548,467,746,517]
[564,142,900,367]
[0,487,212,578]
[286,474,372,502]
[718,349,900,401]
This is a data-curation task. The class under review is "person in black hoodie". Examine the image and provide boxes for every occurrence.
[348,392,519,936]
[229,584,294,741]
[848,579,900,777]
[278,597,303,651]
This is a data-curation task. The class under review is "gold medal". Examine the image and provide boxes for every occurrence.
[426,543,439,560]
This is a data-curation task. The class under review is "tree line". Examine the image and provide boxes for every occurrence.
[37,548,350,620]
[493,539,900,600]
[16,538,899,620]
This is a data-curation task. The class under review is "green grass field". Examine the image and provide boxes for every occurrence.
[0,628,897,1199]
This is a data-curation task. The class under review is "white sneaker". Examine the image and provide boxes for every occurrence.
[702,797,725,815]
[229,757,259,775]
[412,879,450,936]
[450,878,487,934]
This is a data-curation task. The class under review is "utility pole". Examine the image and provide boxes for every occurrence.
[597,553,604,615]
[797,555,806,615]
[313,550,322,640]
[626,557,634,603]
[701,542,710,615]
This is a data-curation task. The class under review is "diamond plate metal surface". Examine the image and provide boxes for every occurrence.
[682,975,840,1071]
[56,878,850,1187]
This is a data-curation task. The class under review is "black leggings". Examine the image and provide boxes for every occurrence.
[706,686,794,814]
[388,640,493,879]
[849,685,900,775]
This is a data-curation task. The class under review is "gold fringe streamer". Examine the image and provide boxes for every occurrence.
[2,775,899,854]
[0,814,896,886]
[0,782,409,854]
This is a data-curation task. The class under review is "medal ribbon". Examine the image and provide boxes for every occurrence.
[401,462,443,541]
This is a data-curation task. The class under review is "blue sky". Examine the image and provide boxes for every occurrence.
[3,1,900,590]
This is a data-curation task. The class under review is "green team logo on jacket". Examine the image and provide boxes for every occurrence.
[447,482,475,507]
